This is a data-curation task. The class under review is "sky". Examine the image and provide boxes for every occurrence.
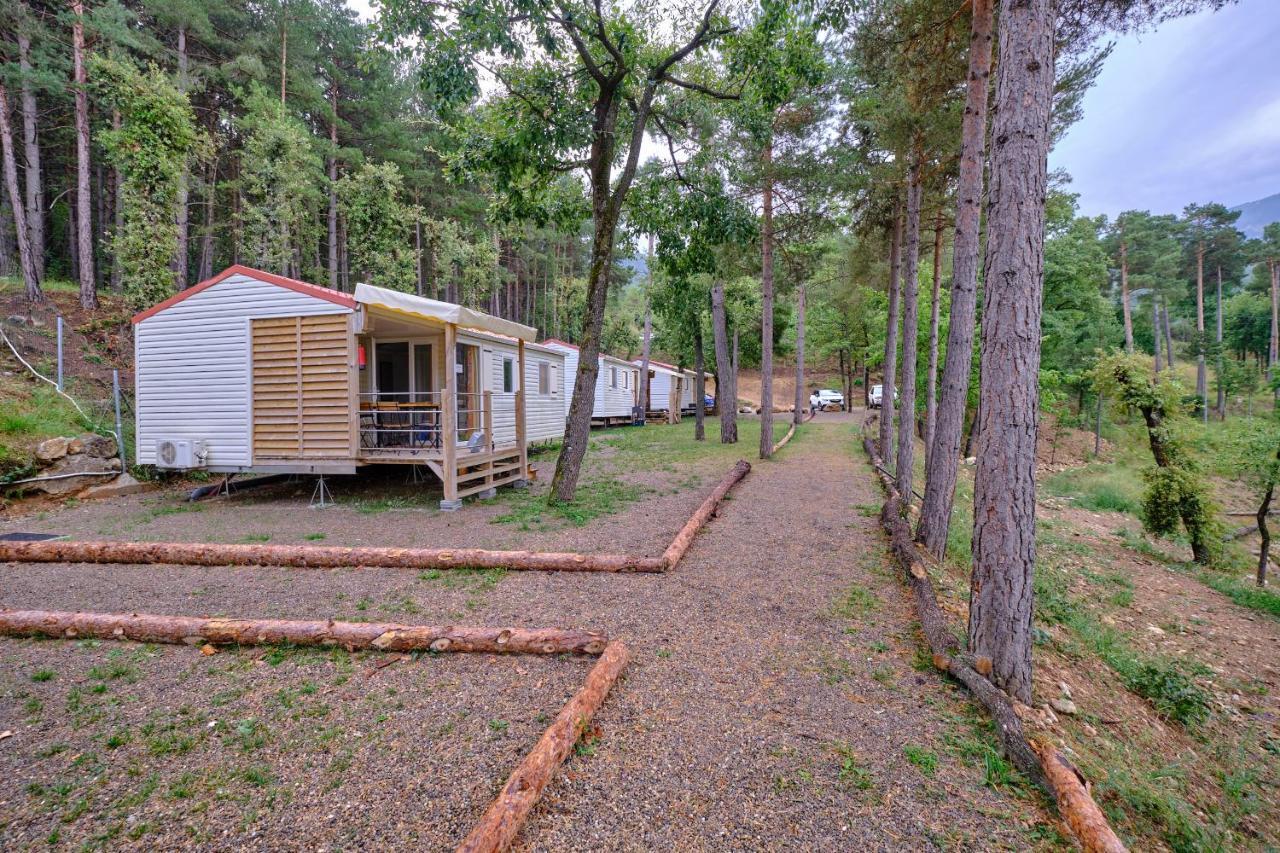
[347,1,1280,219]
[1050,0,1280,218]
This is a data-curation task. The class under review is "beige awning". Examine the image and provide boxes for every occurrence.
[354,283,537,340]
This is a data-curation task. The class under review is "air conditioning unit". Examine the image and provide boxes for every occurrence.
[155,438,207,469]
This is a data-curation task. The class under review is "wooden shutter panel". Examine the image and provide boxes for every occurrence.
[252,315,351,461]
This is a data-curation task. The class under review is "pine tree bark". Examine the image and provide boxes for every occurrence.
[879,207,903,467]
[198,157,215,281]
[639,234,653,411]
[1195,243,1206,421]
[924,213,944,472]
[711,280,737,443]
[1119,238,1133,352]
[896,158,923,502]
[916,0,994,557]
[71,0,96,308]
[794,283,806,424]
[0,82,42,302]
[1162,295,1175,368]
[758,138,776,459]
[17,32,44,280]
[173,25,190,290]
[693,320,705,441]
[968,0,1055,705]
[1216,264,1225,418]
[1269,261,1278,385]
[1257,475,1274,588]
[1152,297,1163,372]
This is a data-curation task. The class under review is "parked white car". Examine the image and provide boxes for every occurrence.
[869,384,899,409]
[812,389,845,411]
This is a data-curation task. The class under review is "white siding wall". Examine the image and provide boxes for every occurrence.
[134,273,352,468]
[467,335,565,446]
[542,342,579,420]
[682,372,698,408]
[643,367,679,411]
[596,357,636,418]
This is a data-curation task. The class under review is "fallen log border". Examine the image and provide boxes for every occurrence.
[0,460,751,575]
[859,417,1126,853]
[0,608,628,853]
[0,609,608,655]
[457,641,630,853]
[662,459,752,568]
[770,422,797,455]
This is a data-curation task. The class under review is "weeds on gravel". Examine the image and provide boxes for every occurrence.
[831,583,878,619]
[831,743,875,791]
[903,745,938,776]
[31,668,56,682]
[1037,542,1213,725]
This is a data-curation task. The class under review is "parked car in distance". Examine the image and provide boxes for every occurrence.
[869,384,899,409]
[704,394,715,410]
[813,389,845,411]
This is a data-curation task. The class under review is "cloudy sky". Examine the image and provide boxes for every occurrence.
[348,1,1279,218]
[1051,0,1279,217]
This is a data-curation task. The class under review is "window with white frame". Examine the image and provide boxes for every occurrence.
[502,357,515,393]
[610,366,618,388]
[538,361,550,395]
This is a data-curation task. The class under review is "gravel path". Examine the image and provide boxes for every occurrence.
[1,413,1050,849]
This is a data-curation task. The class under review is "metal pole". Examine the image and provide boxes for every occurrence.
[112,369,124,464]
[56,316,64,392]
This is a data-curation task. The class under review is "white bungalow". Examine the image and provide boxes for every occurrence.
[132,265,565,509]
[636,359,686,422]
[541,339,640,425]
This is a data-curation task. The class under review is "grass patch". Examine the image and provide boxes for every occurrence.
[1046,463,1144,515]
[492,477,645,529]
[831,583,878,619]
[903,745,938,776]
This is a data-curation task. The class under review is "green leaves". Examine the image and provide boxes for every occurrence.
[91,55,208,309]
[337,162,418,292]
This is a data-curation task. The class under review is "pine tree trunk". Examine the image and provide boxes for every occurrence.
[1257,481,1273,588]
[793,283,806,424]
[758,138,776,459]
[72,1,96,308]
[896,158,923,502]
[1119,240,1133,352]
[1162,296,1175,367]
[924,212,944,472]
[111,111,123,289]
[639,234,653,411]
[1195,245,1206,421]
[1216,265,1225,418]
[693,321,705,441]
[879,207,903,467]
[968,0,1055,705]
[0,83,42,302]
[17,33,44,280]
[711,280,737,443]
[1153,297,1163,372]
[173,26,190,290]
[0,188,14,278]
[198,157,215,282]
[916,0,994,556]
[328,85,340,290]
[1269,261,1278,386]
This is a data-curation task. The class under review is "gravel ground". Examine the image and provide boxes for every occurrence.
[1,413,1053,849]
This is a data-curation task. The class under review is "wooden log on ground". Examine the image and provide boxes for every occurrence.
[0,540,665,574]
[0,610,608,655]
[1032,740,1127,853]
[860,421,1126,852]
[770,422,797,455]
[662,460,751,569]
[457,641,629,853]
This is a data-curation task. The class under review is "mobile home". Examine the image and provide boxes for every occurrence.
[132,265,564,509]
[542,340,639,424]
[636,359,685,422]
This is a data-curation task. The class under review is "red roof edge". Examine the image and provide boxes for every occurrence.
[131,264,357,324]
[541,338,579,350]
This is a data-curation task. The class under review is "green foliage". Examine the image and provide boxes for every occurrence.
[337,162,418,292]
[92,55,208,309]
[238,88,324,278]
